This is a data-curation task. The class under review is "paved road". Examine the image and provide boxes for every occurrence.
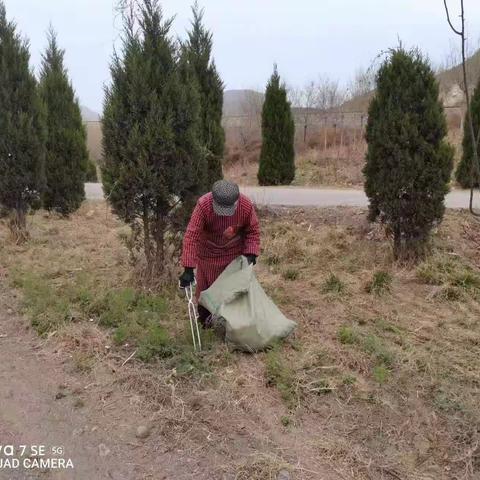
[85,183,478,210]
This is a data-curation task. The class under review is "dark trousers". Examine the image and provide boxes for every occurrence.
[197,305,211,327]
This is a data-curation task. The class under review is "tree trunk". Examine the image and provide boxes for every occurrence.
[142,204,154,281]
[152,214,165,279]
[393,229,426,263]
[323,117,327,150]
[8,208,29,244]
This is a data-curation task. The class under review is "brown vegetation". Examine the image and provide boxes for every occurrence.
[224,107,465,188]
[1,202,479,478]
[224,126,367,187]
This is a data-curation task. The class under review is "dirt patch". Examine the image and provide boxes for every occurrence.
[0,287,214,480]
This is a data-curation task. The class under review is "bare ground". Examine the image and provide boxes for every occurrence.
[0,282,233,480]
[0,280,335,480]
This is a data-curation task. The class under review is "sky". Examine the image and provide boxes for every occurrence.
[3,0,480,112]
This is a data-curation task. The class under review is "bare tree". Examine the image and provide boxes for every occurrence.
[443,0,480,215]
[288,77,345,144]
[316,76,345,110]
[241,89,263,117]
[237,89,263,149]
[288,81,319,143]
[348,66,376,98]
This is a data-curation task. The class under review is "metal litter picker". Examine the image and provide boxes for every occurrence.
[182,281,202,352]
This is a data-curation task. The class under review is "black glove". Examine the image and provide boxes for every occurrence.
[179,267,195,288]
[245,254,257,265]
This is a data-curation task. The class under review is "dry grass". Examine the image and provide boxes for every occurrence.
[223,142,366,187]
[223,124,466,188]
[257,207,480,479]
[1,203,480,479]
[231,453,292,480]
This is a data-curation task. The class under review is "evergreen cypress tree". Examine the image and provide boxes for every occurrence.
[363,47,453,261]
[184,2,224,187]
[258,65,295,186]
[39,28,89,216]
[102,0,205,279]
[0,2,45,242]
[456,77,480,188]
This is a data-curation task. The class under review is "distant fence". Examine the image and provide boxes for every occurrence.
[222,105,464,149]
[85,105,465,163]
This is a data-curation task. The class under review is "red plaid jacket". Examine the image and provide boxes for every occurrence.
[181,192,260,297]
[182,192,260,267]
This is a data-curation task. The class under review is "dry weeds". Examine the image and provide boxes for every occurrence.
[1,202,480,479]
[223,124,466,189]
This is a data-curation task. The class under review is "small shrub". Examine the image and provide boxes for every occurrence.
[374,317,402,335]
[342,375,357,386]
[264,252,281,266]
[94,288,138,327]
[136,323,175,362]
[365,271,392,295]
[86,159,98,182]
[72,352,95,373]
[282,268,299,281]
[417,254,480,300]
[322,273,345,294]
[13,272,71,335]
[417,257,456,285]
[338,326,358,345]
[265,349,296,408]
[93,289,175,361]
[280,416,291,427]
[434,391,464,413]
[114,319,145,345]
[440,285,462,302]
[92,288,167,328]
[362,334,395,367]
[373,365,390,384]
[451,270,480,291]
[171,350,211,377]
[66,283,95,309]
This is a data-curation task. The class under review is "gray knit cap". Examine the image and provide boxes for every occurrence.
[212,180,240,216]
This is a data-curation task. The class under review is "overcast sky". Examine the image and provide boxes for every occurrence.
[3,0,480,112]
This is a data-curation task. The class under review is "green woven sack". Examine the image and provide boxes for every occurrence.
[199,256,296,352]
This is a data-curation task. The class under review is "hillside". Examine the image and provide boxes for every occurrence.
[438,49,480,94]
[81,105,100,122]
[341,49,480,112]
[223,89,264,116]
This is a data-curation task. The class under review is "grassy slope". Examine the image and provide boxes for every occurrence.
[1,202,480,479]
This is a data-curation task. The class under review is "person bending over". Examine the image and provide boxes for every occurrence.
[179,180,260,326]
